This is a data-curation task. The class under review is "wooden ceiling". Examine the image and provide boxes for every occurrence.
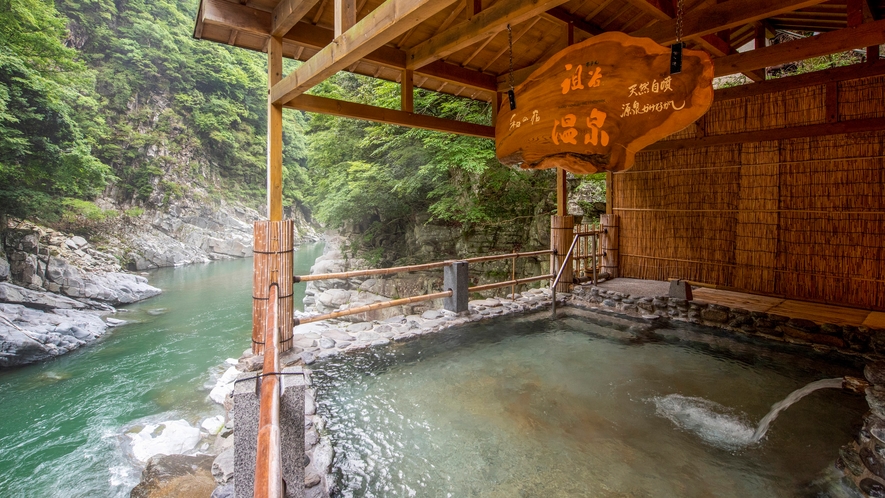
[193,0,885,105]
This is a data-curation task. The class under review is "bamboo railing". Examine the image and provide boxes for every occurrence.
[572,222,603,285]
[292,250,554,324]
[254,283,283,498]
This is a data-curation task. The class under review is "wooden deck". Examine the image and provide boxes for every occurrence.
[598,278,883,328]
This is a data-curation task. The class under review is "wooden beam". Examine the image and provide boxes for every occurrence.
[713,18,885,77]
[272,0,322,37]
[285,93,495,138]
[334,0,356,38]
[201,0,497,92]
[401,68,414,112]
[271,0,459,104]
[498,14,885,90]
[468,0,482,19]
[544,6,604,35]
[481,17,539,71]
[631,0,830,46]
[406,0,570,69]
[556,167,567,215]
[645,117,885,151]
[267,36,284,221]
[848,0,864,27]
[716,59,885,101]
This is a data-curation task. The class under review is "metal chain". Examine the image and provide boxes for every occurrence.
[507,24,515,91]
[675,0,685,44]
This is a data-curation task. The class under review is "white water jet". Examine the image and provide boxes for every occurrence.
[751,377,844,442]
[655,377,846,449]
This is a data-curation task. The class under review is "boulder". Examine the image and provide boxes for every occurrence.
[0,303,108,367]
[211,447,234,485]
[0,282,89,310]
[0,254,9,281]
[130,453,215,498]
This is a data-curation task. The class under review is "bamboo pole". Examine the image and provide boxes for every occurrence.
[254,284,282,498]
[550,215,575,292]
[295,291,452,325]
[468,274,554,293]
[294,250,553,282]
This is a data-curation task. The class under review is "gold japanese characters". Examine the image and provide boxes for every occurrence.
[495,32,714,174]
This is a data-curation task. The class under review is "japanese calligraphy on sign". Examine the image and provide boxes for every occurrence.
[495,32,714,174]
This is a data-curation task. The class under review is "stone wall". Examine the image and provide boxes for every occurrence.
[572,286,884,357]
[839,362,885,497]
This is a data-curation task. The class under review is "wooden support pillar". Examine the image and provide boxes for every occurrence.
[252,221,294,355]
[600,214,619,278]
[334,0,356,37]
[550,215,574,293]
[556,167,568,216]
[604,171,613,215]
[467,0,482,19]
[267,36,284,222]
[401,69,414,113]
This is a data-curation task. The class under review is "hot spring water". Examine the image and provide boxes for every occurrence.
[313,311,867,497]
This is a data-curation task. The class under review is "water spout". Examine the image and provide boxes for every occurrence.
[751,377,865,442]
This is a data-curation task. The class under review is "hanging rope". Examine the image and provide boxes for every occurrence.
[671,0,685,74]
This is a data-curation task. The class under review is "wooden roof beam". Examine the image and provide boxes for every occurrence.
[406,0,571,69]
[624,0,764,81]
[631,0,831,45]
[272,0,322,37]
[713,17,885,77]
[199,0,495,92]
[543,7,605,35]
[285,93,495,138]
[272,0,460,104]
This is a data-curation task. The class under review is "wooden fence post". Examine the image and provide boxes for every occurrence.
[550,215,574,293]
[252,220,294,355]
[600,214,619,278]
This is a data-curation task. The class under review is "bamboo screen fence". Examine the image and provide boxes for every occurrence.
[614,73,885,310]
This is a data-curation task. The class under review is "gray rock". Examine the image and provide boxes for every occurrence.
[211,446,234,485]
[0,255,9,282]
[347,322,373,333]
[357,331,379,341]
[210,484,234,498]
[301,352,316,365]
[322,329,353,342]
[421,310,443,320]
[318,337,335,349]
[371,338,391,347]
[867,362,885,386]
[0,303,108,367]
[336,341,351,349]
[0,282,89,310]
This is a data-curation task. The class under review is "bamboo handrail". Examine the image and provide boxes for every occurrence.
[254,284,283,498]
[294,290,453,325]
[552,234,582,318]
[293,250,553,282]
[468,274,554,293]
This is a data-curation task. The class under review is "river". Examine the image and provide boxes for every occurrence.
[0,242,324,498]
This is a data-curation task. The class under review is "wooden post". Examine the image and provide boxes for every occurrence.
[605,171,613,215]
[334,0,356,37]
[550,215,574,293]
[253,221,294,355]
[401,69,414,113]
[557,167,568,216]
[267,36,284,222]
[600,214,618,278]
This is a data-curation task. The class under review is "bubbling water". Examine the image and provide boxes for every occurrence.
[655,377,846,450]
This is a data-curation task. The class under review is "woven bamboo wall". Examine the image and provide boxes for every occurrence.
[615,73,885,310]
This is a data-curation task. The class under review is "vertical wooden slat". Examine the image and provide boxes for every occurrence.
[600,214,619,278]
[401,68,414,112]
[550,215,574,292]
[334,0,356,37]
[557,168,568,216]
[253,221,294,355]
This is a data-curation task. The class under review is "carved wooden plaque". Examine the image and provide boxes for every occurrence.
[495,32,714,174]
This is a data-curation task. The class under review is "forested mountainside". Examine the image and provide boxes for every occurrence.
[1,0,573,263]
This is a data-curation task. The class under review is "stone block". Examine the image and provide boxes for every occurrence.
[443,261,468,313]
[668,280,693,300]
[234,367,305,498]
[700,308,729,323]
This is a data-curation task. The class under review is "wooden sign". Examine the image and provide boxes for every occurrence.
[495,32,714,174]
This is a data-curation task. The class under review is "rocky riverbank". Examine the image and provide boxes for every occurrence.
[0,222,162,367]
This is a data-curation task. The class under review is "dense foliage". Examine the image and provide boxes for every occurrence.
[0,0,557,258]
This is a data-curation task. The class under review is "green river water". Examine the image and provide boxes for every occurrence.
[0,242,324,498]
